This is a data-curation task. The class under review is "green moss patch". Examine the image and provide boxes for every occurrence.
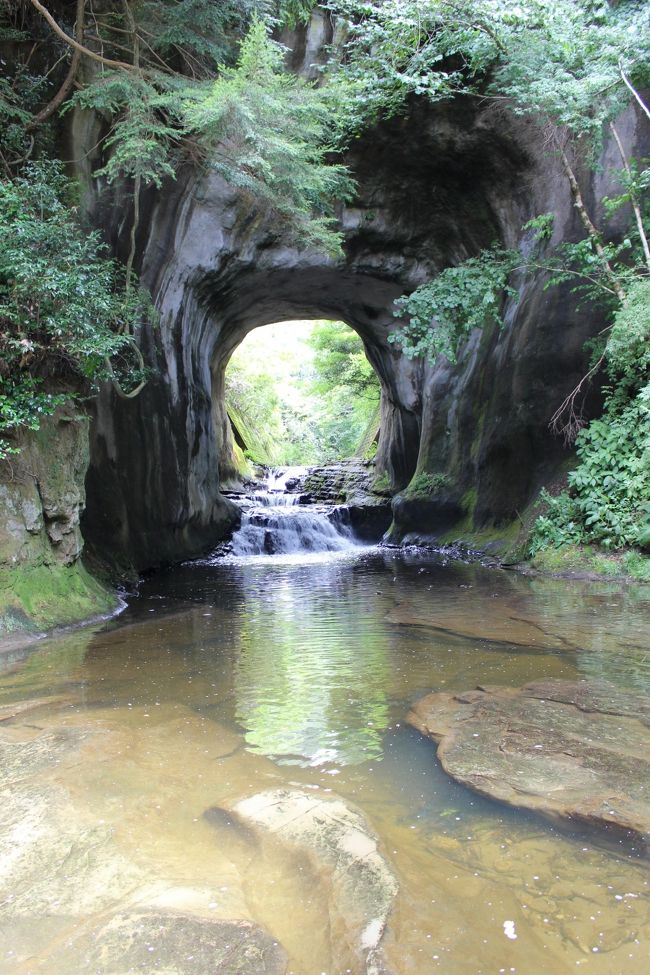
[0,563,117,637]
[530,544,650,582]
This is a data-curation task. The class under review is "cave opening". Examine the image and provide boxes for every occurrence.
[222,319,381,478]
[83,264,423,571]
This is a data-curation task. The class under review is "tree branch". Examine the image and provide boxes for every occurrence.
[619,62,650,122]
[550,354,605,444]
[104,340,147,399]
[609,121,650,272]
[555,136,626,302]
[26,0,85,130]
[27,0,134,71]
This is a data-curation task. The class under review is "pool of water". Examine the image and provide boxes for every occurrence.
[1,548,649,974]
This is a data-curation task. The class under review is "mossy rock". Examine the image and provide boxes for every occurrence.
[0,563,117,637]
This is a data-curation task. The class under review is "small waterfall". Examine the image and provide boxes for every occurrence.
[230,468,358,556]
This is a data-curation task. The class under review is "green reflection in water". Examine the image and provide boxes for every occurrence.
[234,572,391,765]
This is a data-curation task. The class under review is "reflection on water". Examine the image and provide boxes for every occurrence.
[232,556,391,764]
[1,550,650,974]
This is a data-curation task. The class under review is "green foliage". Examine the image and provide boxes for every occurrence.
[63,11,352,252]
[62,0,271,186]
[529,542,650,581]
[0,64,50,174]
[531,276,650,553]
[68,74,184,188]
[391,246,519,362]
[0,161,150,457]
[0,377,67,458]
[325,0,477,136]
[225,320,380,465]
[622,550,650,582]
[305,320,380,460]
[329,1,649,144]
[134,0,260,70]
[227,354,288,465]
[275,0,318,28]
[185,21,354,255]
[605,278,650,387]
[308,320,378,396]
[569,395,650,548]
[530,490,585,555]
[489,1,648,144]
[530,393,650,553]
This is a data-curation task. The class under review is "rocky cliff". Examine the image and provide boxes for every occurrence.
[79,50,646,569]
[0,408,116,636]
[1,10,646,591]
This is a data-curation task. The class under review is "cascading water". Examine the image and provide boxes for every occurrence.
[229,467,359,556]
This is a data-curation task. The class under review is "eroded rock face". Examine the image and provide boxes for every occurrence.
[69,13,647,570]
[0,409,89,570]
[408,679,650,851]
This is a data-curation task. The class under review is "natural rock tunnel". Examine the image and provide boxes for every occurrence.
[78,75,645,573]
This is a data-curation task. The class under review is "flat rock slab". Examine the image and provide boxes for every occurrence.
[51,912,287,975]
[407,679,650,850]
[386,599,574,650]
[234,790,397,975]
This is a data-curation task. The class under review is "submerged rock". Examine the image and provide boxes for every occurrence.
[56,912,287,975]
[0,710,288,975]
[234,789,398,975]
[408,679,650,851]
[386,599,576,651]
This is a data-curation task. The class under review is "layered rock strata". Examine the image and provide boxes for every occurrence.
[408,679,650,851]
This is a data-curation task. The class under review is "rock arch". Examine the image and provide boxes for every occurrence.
[80,86,645,570]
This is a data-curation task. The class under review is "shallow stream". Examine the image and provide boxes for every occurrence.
[2,535,650,973]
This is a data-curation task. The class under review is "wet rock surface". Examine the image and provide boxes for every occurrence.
[386,598,577,650]
[55,912,287,975]
[300,462,392,541]
[0,706,288,975]
[234,790,398,975]
[301,461,375,504]
[408,679,650,850]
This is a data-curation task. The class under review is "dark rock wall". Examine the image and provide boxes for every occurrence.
[0,408,89,571]
[70,14,646,570]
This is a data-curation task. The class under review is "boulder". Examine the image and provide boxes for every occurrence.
[57,912,287,975]
[408,679,650,851]
[234,790,398,975]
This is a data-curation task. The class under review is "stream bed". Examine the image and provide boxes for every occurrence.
[1,532,650,973]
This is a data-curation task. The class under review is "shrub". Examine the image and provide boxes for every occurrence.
[0,161,150,458]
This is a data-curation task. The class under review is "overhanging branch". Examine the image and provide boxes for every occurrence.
[28,0,134,71]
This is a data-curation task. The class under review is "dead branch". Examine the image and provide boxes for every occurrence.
[549,355,605,444]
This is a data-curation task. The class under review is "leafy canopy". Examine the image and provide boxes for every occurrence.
[391,246,520,362]
[328,0,649,141]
